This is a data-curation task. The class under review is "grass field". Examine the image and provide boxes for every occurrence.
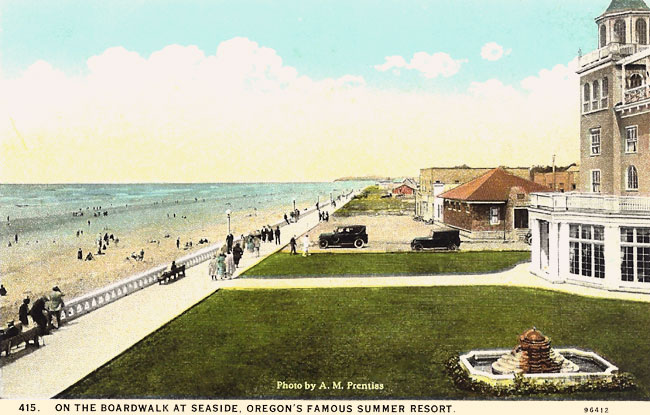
[334,186,413,216]
[241,251,530,278]
[61,286,650,399]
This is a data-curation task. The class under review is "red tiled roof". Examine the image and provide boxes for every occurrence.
[439,168,551,201]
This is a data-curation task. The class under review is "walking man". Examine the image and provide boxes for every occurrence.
[302,234,311,257]
[47,286,65,329]
[289,236,297,255]
[275,226,281,245]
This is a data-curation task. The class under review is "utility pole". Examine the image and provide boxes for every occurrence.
[552,154,556,192]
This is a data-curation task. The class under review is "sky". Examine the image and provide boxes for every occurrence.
[0,0,612,183]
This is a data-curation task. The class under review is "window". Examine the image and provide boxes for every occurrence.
[590,128,601,155]
[569,224,605,279]
[490,207,500,225]
[627,165,639,190]
[601,77,609,108]
[630,74,643,89]
[626,126,638,153]
[600,24,607,48]
[621,227,650,283]
[592,80,599,110]
[591,170,601,193]
[637,19,647,45]
[614,19,626,43]
[583,83,590,112]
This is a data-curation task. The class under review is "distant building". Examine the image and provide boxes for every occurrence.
[416,166,531,222]
[529,0,650,294]
[392,178,417,195]
[533,165,580,192]
[440,168,551,240]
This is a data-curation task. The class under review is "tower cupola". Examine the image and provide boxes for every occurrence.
[596,0,650,48]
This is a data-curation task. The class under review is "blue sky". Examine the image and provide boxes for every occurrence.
[0,1,616,182]
[1,0,603,89]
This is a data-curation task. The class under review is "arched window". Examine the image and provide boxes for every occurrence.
[630,73,643,88]
[602,77,609,107]
[614,19,626,43]
[600,25,607,47]
[627,165,639,190]
[637,19,647,45]
[583,83,591,112]
[592,80,600,109]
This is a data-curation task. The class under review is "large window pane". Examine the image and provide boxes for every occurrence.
[581,243,592,277]
[594,244,605,278]
[622,246,634,282]
[638,247,650,283]
[570,242,580,275]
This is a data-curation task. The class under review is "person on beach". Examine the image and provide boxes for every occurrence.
[47,286,65,329]
[289,236,297,255]
[176,237,180,249]
[0,284,6,296]
[85,252,94,261]
[19,298,30,326]
[225,251,235,279]
[15,233,18,244]
[233,243,243,268]
[254,235,261,257]
[284,214,290,225]
[209,255,218,280]
[217,253,226,279]
[29,296,49,335]
[325,211,329,222]
[302,234,311,257]
[77,248,83,260]
[140,249,145,261]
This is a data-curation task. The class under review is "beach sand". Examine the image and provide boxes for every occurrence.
[0,205,304,321]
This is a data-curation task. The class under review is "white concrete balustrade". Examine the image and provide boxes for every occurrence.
[57,195,347,324]
[530,192,650,214]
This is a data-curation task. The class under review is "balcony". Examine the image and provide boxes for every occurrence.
[529,192,650,214]
[579,43,650,69]
[624,83,650,105]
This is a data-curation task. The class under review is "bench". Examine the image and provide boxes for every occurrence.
[157,264,186,285]
[0,325,41,357]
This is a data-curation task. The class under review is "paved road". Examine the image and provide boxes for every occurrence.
[0,196,350,399]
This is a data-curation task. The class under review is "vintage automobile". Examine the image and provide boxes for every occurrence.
[319,225,368,248]
[410,229,461,251]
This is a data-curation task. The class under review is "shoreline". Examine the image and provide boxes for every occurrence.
[0,199,320,321]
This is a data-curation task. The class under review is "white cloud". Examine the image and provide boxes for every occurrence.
[480,42,511,61]
[374,52,466,78]
[0,40,580,183]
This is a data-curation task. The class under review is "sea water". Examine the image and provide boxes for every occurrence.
[0,182,370,248]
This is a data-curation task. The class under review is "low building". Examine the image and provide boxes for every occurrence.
[440,168,551,240]
[533,165,580,193]
[416,166,531,222]
[392,178,417,196]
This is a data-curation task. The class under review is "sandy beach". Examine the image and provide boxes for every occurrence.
[0,202,311,320]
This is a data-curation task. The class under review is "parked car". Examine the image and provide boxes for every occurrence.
[410,230,461,251]
[319,225,368,248]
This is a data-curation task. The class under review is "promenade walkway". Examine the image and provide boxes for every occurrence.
[225,264,650,304]
[0,197,348,399]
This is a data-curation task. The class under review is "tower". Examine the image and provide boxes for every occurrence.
[578,0,650,196]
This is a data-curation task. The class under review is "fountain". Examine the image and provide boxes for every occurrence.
[459,327,619,386]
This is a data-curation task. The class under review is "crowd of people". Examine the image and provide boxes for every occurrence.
[1,286,66,346]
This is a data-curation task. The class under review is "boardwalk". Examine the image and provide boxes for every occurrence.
[0,197,348,399]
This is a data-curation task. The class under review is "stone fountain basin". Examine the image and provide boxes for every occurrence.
[459,348,619,386]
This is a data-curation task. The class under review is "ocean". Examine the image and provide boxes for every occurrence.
[0,182,371,247]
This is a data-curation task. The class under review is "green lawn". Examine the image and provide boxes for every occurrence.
[61,286,650,399]
[241,251,530,278]
[334,185,413,216]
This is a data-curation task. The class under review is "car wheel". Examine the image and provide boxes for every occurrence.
[413,244,423,251]
[448,243,458,251]
[354,239,364,248]
[319,239,329,249]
